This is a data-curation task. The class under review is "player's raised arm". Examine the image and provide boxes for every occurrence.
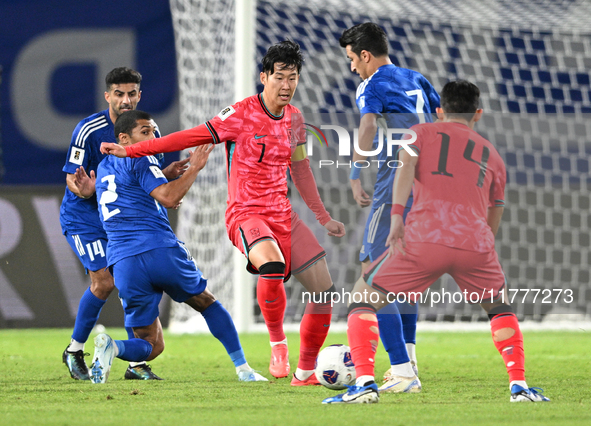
[291,145,345,237]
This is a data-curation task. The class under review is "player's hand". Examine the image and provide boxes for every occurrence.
[188,144,215,171]
[172,199,183,209]
[73,166,96,199]
[100,142,127,157]
[324,219,345,237]
[350,179,371,207]
[162,157,190,180]
[386,214,406,256]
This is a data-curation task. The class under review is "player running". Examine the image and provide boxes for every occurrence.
[101,41,345,385]
[323,80,550,404]
[60,67,185,381]
[89,110,267,384]
[340,22,440,393]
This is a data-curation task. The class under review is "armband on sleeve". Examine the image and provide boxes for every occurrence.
[291,158,331,226]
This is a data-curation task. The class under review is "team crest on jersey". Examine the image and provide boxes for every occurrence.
[69,148,85,165]
[250,228,260,239]
[218,105,236,121]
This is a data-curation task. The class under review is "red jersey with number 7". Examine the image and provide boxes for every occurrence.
[205,94,302,224]
[123,94,304,226]
[403,121,506,252]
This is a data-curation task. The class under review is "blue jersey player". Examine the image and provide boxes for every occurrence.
[340,23,440,393]
[61,67,188,381]
[90,110,266,383]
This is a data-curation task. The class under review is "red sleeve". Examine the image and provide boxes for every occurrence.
[291,157,331,226]
[489,154,506,207]
[125,124,215,158]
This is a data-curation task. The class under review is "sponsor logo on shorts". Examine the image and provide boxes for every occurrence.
[250,228,260,238]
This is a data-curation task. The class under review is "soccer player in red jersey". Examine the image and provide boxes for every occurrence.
[323,80,550,404]
[101,41,345,385]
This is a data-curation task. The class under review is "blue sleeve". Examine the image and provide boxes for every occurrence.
[132,156,169,195]
[358,81,384,116]
[62,121,93,174]
[421,77,440,113]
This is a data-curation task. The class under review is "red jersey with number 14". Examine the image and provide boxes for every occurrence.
[404,121,506,252]
[205,94,301,224]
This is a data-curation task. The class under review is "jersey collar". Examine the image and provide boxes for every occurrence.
[258,93,284,120]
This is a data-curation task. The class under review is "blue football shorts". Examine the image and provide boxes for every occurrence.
[65,229,108,272]
[359,203,411,263]
[112,242,207,328]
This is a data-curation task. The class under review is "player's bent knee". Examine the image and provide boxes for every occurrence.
[185,289,217,313]
[258,261,285,277]
[89,269,115,299]
[146,340,165,361]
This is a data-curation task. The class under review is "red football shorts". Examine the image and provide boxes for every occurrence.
[229,210,325,281]
[364,242,506,304]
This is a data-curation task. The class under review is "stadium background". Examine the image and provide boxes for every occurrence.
[0,0,590,330]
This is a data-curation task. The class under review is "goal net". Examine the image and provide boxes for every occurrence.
[169,0,591,332]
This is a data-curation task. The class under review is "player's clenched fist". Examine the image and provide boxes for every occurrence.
[100,142,127,157]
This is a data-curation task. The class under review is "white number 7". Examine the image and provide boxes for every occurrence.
[405,89,426,124]
[99,174,121,221]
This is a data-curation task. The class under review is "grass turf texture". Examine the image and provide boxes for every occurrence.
[0,329,589,425]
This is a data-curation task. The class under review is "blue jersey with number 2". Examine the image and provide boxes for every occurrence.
[96,155,176,266]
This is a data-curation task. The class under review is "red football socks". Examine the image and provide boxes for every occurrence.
[347,305,379,378]
[490,313,526,382]
[256,270,287,343]
[298,301,332,370]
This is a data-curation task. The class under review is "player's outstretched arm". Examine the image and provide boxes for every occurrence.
[150,144,214,208]
[66,166,96,199]
[350,113,378,207]
[102,124,216,159]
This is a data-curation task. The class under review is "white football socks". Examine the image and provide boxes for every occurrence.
[67,339,84,352]
[294,368,314,380]
[356,375,375,386]
[390,361,416,378]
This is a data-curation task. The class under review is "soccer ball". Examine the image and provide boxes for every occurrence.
[314,344,356,390]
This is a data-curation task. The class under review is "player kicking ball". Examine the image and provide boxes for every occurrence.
[323,80,550,404]
[88,110,266,383]
[100,41,345,386]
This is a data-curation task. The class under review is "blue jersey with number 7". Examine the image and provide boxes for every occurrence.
[355,64,440,206]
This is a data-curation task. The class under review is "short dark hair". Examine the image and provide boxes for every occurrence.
[261,40,303,74]
[440,80,481,119]
[114,110,152,142]
[105,67,142,91]
[339,23,389,58]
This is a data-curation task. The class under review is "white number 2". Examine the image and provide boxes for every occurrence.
[405,89,426,124]
[99,174,121,221]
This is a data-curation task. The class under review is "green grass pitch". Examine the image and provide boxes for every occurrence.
[1,329,589,425]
